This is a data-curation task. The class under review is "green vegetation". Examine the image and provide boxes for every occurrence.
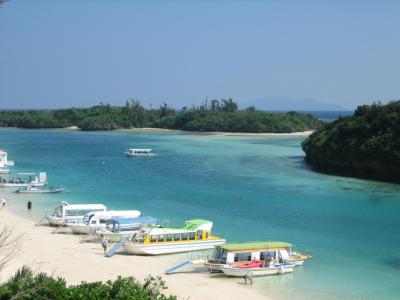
[302,101,400,182]
[0,99,323,133]
[0,266,176,300]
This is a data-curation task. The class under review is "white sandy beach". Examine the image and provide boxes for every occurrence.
[0,206,268,300]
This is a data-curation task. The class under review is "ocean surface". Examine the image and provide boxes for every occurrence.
[1,128,399,300]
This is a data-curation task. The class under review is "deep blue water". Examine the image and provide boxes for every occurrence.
[1,129,399,299]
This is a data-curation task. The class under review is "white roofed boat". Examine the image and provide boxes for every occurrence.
[0,172,47,188]
[46,202,107,226]
[125,149,158,157]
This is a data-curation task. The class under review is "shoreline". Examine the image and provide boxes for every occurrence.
[0,126,313,137]
[0,204,269,300]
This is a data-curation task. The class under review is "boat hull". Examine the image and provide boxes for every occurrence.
[124,239,226,255]
[17,187,65,194]
[0,182,45,188]
[95,231,137,242]
[221,264,295,277]
[69,224,99,234]
[46,216,83,227]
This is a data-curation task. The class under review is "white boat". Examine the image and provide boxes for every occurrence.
[0,172,47,188]
[221,261,296,277]
[125,149,158,157]
[123,219,226,255]
[205,241,312,273]
[0,168,10,174]
[95,216,158,242]
[16,186,65,194]
[69,210,142,234]
[46,202,107,226]
[0,150,15,166]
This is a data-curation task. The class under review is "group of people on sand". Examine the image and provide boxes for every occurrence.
[0,176,25,184]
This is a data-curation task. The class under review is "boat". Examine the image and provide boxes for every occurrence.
[220,261,296,277]
[69,210,142,234]
[205,241,312,273]
[0,172,47,188]
[16,186,65,194]
[123,219,226,255]
[95,216,158,242]
[125,149,158,157]
[0,150,15,166]
[45,202,107,226]
[0,168,10,174]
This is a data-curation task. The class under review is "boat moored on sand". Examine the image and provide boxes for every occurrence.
[46,202,107,226]
[95,216,158,242]
[69,210,142,234]
[123,219,226,255]
[220,261,296,277]
[205,241,311,273]
[125,149,158,157]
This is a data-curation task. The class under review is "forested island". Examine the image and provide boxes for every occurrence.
[0,99,323,133]
[302,101,400,182]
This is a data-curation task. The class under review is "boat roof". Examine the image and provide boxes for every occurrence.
[0,150,7,155]
[110,216,157,225]
[17,172,37,176]
[62,204,107,210]
[182,219,212,230]
[219,242,292,251]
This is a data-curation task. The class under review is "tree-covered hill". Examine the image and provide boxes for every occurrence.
[0,99,324,133]
[302,101,400,182]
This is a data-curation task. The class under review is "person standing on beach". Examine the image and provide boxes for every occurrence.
[1,196,6,207]
[27,201,32,211]
[100,234,109,255]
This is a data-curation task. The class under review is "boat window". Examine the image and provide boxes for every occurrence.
[189,232,195,240]
[150,235,157,243]
[196,230,203,240]
[158,234,165,242]
[205,231,209,239]
[166,234,173,242]
[234,252,252,262]
[181,233,188,240]
[260,251,276,261]
[173,233,180,241]
[99,219,107,224]
[91,220,96,224]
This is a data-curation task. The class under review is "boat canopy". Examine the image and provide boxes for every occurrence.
[62,204,107,211]
[109,216,157,225]
[219,241,292,252]
[182,219,212,230]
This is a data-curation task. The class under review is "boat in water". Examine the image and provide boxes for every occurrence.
[45,202,107,226]
[0,168,10,174]
[220,260,296,277]
[125,149,158,157]
[0,172,47,188]
[95,216,158,242]
[16,186,65,194]
[123,219,226,255]
[69,210,142,234]
[0,150,15,166]
[205,241,311,273]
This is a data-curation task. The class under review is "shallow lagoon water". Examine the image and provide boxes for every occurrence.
[1,129,400,300]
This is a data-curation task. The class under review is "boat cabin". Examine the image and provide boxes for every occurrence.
[132,219,215,244]
[0,150,14,166]
[81,210,142,226]
[105,216,158,233]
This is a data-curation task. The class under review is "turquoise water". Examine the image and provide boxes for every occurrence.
[1,129,400,299]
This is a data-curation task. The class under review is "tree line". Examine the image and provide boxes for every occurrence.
[302,100,400,182]
[0,99,324,133]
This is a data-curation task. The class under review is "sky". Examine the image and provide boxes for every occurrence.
[0,0,399,110]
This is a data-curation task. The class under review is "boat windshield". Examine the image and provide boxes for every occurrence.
[213,248,228,262]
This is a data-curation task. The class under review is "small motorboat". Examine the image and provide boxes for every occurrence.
[125,149,158,157]
[16,186,65,194]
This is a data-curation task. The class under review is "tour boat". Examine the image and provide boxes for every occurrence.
[69,210,142,234]
[220,261,296,277]
[0,172,47,188]
[205,241,312,273]
[95,216,158,242]
[16,186,65,194]
[46,202,107,226]
[123,219,226,255]
[0,150,15,166]
[125,149,158,157]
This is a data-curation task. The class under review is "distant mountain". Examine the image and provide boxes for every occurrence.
[245,96,347,111]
